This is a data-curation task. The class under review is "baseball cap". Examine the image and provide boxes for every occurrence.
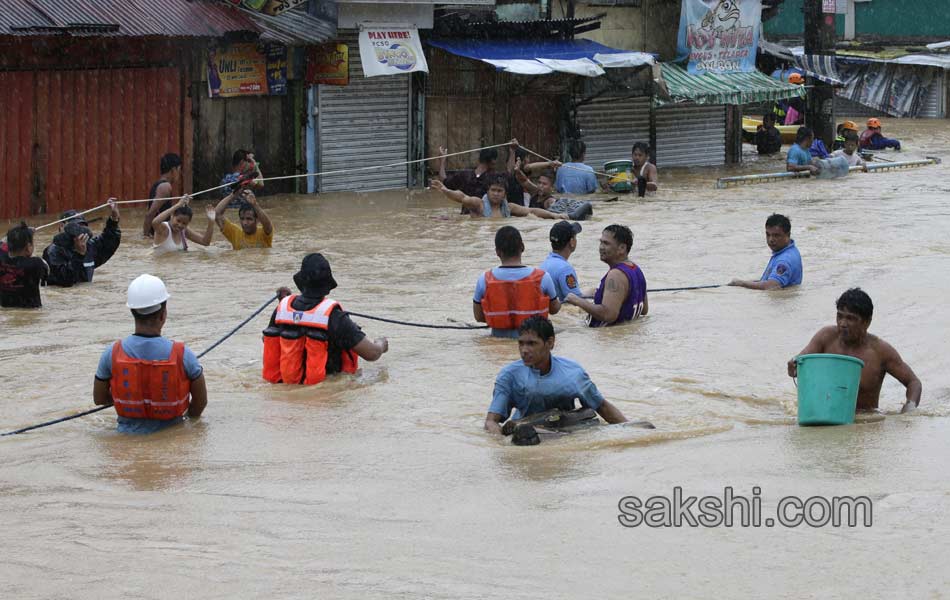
[550,221,582,245]
[60,209,87,226]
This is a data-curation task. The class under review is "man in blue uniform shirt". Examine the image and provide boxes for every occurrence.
[484,316,628,435]
[729,213,803,290]
[539,221,583,301]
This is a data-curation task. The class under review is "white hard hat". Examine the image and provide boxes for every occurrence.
[127,274,170,314]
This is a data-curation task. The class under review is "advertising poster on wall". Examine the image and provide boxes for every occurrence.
[676,0,762,74]
[207,43,287,98]
[357,26,428,78]
[307,42,350,86]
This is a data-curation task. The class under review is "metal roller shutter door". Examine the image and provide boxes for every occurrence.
[919,71,945,118]
[317,33,410,192]
[655,104,726,167]
[575,96,651,171]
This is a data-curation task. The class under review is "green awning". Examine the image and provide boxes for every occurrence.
[655,63,806,107]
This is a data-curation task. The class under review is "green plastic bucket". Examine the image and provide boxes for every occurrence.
[796,354,864,426]
[604,159,634,193]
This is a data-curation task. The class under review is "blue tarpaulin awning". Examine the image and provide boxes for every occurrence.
[426,38,655,77]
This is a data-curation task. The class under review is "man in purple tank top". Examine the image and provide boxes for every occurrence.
[565,224,648,327]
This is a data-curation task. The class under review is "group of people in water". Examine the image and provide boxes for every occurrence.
[0,139,924,440]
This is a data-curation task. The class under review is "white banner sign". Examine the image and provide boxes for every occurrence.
[358,27,429,77]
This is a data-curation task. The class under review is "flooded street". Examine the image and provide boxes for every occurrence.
[2,118,950,598]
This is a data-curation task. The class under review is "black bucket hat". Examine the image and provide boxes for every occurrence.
[293,253,338,298]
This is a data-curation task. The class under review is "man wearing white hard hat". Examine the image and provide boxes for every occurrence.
[92,274,207,433]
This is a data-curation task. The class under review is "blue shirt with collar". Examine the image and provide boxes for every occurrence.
[489,355,605,421]
[760,240,803,287]
[555,162,598,194]
[539,252,582,302]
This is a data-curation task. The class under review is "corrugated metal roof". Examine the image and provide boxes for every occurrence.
[0,0,332,44]
[656,63,806,106]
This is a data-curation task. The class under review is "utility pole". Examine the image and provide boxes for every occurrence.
[803,0,836,146]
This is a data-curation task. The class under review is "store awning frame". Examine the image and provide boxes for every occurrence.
[426,38,655,77]
[655,63,806,107]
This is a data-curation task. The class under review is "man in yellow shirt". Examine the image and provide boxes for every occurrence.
[213,189,274,249]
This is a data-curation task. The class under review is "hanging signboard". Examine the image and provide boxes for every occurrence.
[307,42,349,86]
[207,43,287,98]
[357,26,429,78]
[676,0,762,74]
[222,0,307,16]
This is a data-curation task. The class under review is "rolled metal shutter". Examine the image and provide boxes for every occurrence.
[575,96,651,171]
[655,104,726,167]
[919,71,945,118]
[317,32,410,192]
[834,95,878,118]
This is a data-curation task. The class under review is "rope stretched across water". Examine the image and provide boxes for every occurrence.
[0,294,278,437]
[347,312,488,330]
[29,142,517,232]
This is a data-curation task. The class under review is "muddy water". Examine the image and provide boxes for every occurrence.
[2,119,950,598]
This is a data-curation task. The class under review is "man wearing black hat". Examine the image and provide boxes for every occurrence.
[263,254,388,385]
[43,200,122,287]
[540,221,584,302]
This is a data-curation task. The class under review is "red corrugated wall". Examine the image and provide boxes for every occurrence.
[0,66,184,221]
[0,71,35,221]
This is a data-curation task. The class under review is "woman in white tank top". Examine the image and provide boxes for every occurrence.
[151,196,215,255]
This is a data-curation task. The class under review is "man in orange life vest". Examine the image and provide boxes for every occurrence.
[263,253,388,384]
[93,274,207,434]
[474,226,560,338]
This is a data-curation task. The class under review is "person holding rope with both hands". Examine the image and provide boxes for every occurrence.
[430,174,571,220]
[263,253,389,385]
[151,194,216,254]
[93,274,208,434]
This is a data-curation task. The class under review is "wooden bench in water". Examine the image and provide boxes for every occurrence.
[715,158,941,189]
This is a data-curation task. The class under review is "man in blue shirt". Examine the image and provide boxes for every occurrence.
[484,316,628,435]
[554,140,598,194]
[474,226,560,338]
[787,127,819,175]
[729,213,803,290]
[539,221,583,301]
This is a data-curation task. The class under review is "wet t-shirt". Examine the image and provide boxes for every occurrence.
[489,356,605,421]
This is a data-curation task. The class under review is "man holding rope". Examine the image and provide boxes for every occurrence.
[566,224,648,327]
[263,254,388,385]
[93,274,207,434]
[430,175,569,220]
[728,213,802,290]
[43,200,122,286]
[214,189,274,249]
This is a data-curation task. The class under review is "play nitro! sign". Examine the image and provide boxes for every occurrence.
[676,0,762,74]
[358,27,428,78]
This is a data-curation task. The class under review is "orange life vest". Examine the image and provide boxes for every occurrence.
[262,295,359,385]
[110,340,191,420]
[481,268,550,330]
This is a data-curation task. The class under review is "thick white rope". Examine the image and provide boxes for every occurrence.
[26,142,516,232]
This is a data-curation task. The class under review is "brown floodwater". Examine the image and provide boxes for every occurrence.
[2,118,950,598]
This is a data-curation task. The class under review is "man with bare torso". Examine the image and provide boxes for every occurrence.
[787,288,921,413]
